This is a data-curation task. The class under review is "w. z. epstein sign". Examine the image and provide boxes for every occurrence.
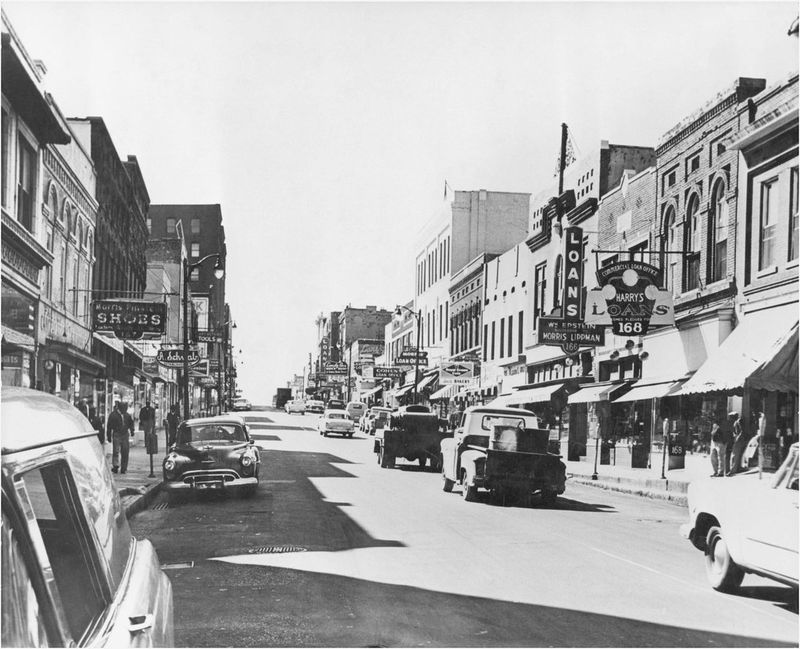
[92,300,166,339]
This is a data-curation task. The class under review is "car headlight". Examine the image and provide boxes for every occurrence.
[241,454,253,467]
[164,458,176,471]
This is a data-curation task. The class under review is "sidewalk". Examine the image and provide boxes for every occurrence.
[105,429,166,519]
[565,450,718,507]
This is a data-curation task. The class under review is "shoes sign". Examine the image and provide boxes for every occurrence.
[157,347,201,368]
[584,261,675,335]
[91,300,166,339]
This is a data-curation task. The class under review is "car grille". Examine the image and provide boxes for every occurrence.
[180,469,241,485]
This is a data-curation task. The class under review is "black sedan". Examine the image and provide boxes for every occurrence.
[162,415,261,498]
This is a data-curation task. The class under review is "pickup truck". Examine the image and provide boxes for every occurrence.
[374,406,451,470]
[441,406,566,505]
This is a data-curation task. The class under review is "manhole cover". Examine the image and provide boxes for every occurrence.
[152,502,170,510]
[247,546,307,554]
[161,561,194,570]
[636,518,664,523]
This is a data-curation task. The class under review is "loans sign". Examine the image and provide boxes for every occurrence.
[91,300,166,339]
[585,261,675,335]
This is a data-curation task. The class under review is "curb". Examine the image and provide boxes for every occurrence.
[568,475,689,507]
[121,481,163,519]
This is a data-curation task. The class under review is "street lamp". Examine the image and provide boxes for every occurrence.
[395,305,422,404]
[183,253,224,420]
[217,319,236,415]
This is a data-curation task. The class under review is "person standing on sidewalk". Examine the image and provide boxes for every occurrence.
[709,414,733,477]
[139,401,155,438]
[729,412,747,475]
[106,402,124,473]
[165,404,180,447]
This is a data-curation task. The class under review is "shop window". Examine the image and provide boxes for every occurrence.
[759,178,778,270]
[789,167,799,262]
[709,179,728,282]
[17,135,36,232]
[683,195,701,291]
[18,462,109,641]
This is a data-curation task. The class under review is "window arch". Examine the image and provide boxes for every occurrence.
[683,194,701,292]
[661,205,678,294]
[709,179,728,282]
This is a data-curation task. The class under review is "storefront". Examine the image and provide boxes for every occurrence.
[1,281,37,388]
[566,381,632,462]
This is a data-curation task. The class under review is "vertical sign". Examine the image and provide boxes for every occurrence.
[562,225,583,322]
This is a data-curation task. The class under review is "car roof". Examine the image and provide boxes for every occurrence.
[183,414,246,427]
[465,405,537,417]
[2,387,97,454]
[347,401,364,407]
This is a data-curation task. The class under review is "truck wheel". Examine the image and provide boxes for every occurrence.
[442,473,455,492]
[379,447,390,468]
[418,456,427,468]
[461,471,477,502]
[705,526,744,592]
[323,430,328,437]
[540,490,557,506]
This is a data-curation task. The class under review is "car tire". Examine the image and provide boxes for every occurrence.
[705,525,745,592]
[461,470,477,502]
[379,446,389,468]
[418,456,428,468]
[540,490,557,506]
[323,430,328,437]
[442,472,455,493]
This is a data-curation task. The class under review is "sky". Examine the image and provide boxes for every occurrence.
[4,1,797,402]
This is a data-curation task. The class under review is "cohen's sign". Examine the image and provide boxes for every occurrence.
[92,300,166,339]
[373,366,405,379]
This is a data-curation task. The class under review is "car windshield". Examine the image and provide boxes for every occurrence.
[328,413,347,420]
[178,423,247,444]
[480,415,527,431]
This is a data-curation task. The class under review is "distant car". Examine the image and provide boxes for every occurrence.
[318,409,355,437]
[367,407,392,436]
[346,401,366,421]
[232,397,251,411]
[680,442,798,592]
[1,388,174,647]
[326,399,346,410]
[163,415,261,498]
[285,399,306,414]
[306,399,325,414]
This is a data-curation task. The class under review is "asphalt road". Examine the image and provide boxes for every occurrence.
[130,408,798,647]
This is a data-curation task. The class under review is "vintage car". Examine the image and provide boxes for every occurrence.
[162,415,261,497]
[680,442,798,592]
[285,399,306,415]
[306,399,325,414]
[346,401,367,422]
[374,408,450,469]
[232,397,251,411]
[1,387,173,647]
[326,399,346,411]
[318,409,355,437]
[366,407,392,436]
[441,406,566,505]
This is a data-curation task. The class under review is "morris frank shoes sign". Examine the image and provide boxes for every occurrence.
[92,300,166,339]
[585,260,675,335]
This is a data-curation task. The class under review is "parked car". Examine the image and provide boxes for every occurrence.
[163,415,261,498]
[306,399,325,414]
[326,399,346,410]
[1,387,174,647]
[232,397,251,411]
[680,442,798,592]
[318,409,355,437]
[346,401,367,422]
[285,399,306,414]
[441,406,565,505]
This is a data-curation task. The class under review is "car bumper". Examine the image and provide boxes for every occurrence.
[163,474,258,491]
[325,427,354,433]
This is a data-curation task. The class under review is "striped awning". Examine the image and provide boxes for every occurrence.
[429,384,459,400]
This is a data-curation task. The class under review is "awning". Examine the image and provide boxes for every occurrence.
[430,384,459,400]
[93,332,124,354]
[612,379,683,403]
[1,325,35,352]
[503,383,566,406]
[678,305,798,395]
[394,384,415,397]
[362,385,383,397]
[417,374,438,391]
[568,382,628,404]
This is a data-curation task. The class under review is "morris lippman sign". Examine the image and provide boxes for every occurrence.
[92,300,166,339]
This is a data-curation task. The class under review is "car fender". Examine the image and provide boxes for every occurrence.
[460,449,485,483]
[685,479,748,562]
[441,437,457,480]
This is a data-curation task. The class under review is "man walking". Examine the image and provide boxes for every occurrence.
[165,404,180,447]
[729,412,747,475]
[106,402,124,473]
[710,413,734,477]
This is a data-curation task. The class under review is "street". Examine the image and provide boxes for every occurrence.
[130,408,798,648]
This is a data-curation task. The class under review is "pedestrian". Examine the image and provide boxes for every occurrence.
[106,402,126,473]
[89,406,104,445]
[166,404,180,447]
[139,400,156,437]
[709,414,733,477]
[729,412,746,475]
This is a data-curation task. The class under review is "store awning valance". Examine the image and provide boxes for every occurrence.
[503,383,566,406]
[568,382,628,404]
[612,379,683,404]
[1,325,35,352]
[678,305,798,396]
[430,384,459,400]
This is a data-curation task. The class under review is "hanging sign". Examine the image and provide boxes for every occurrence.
[439,362,474,385]
[156,347,201,368]
[92,300,166,339]
[373,366,405,379]
[585,261,675,335]
[562,226,584,320]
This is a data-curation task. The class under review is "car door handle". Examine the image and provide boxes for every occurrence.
[129,613,154,634]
